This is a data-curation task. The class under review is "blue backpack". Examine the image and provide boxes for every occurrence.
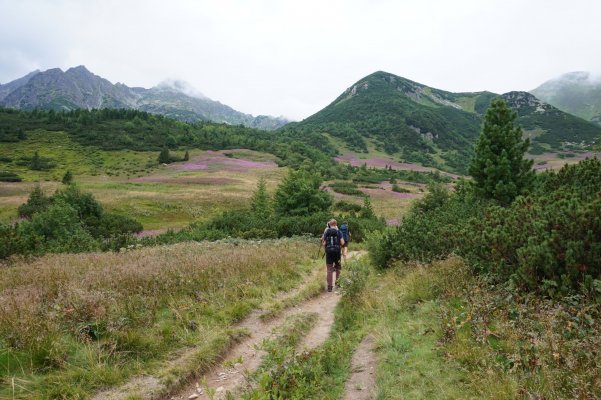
[340,224,350,242]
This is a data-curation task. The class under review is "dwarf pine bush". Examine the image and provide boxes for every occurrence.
[370,158,601,296]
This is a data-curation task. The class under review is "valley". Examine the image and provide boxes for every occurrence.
[1,68,600,400]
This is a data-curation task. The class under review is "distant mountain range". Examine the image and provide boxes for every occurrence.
[293,71,601,172]
[531,71,601,125]
[0,66,288,130]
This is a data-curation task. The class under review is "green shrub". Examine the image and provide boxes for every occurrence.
[5,185,143,258]
[18,200,99,254]
[18,185,51,218]
[328,181,366,197]
[88,213,143,238]
[53,184,103,222]
[274,170,332,216]
[0,224,23,259]
[391,184,410,193]
[463,159,601,295]
[0,170,22,182]
[334,200,362,213]
[371,158,601,296]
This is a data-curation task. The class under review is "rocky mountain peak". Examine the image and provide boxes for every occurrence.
[502,91,550,113]
[154,79,207,99]
[66,65,92,74]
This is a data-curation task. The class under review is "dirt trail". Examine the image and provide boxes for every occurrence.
[92,251,366,400]
[170,251,366,400]
[170,309,283,400]
[343,334,377,400]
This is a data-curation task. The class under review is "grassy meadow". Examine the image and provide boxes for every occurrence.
[1,130,417,230]
[0,130,286,230]
[0,238,316,399]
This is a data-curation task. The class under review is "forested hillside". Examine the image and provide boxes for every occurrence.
[293,71,601,173]
[0,107,330,170]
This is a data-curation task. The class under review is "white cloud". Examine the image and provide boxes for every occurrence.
[1,0,601,120]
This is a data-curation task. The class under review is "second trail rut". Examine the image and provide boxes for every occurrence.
[170,251,366,400]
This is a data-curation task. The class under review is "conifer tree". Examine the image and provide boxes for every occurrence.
[183,150,190,161]
[469,98,533,205]
[30,151,43,170]
[18,185,50,218]
[250,177,271,218]
[158,146,170,164]
[360,196,376,219]
[62,170,74,185]
[274,170,332,216]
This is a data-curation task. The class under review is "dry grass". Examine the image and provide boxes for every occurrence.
[0,238,315,399]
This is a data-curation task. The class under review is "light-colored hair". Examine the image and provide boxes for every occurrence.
[329,219,337,227]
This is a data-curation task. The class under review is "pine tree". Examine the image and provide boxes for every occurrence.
[30,151,43,170]
[17,129,26,140]
[274,170,332,216]
[250,177,271,218]
[62,170,74,185]
[469,98,533,205]
[183,150,190,161]
[360,196,376,219]
[158,146,170,164]
[18,185,51,218]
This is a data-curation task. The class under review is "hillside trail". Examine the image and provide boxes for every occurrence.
[170,250,367,400]
[342,334,377,400]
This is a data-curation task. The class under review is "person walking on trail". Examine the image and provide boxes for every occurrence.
[322,219,345,292]
[339,221,351,263]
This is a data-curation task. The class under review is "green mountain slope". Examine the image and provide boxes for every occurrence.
[294,71,601,173]
[531,71,601,124]
[295,71,487,172]
[501,91,601,152]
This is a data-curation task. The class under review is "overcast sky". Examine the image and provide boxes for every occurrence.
[1,0,600,120]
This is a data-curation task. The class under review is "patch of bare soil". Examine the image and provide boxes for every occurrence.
[343,334,377,400]
[170,309,284,400]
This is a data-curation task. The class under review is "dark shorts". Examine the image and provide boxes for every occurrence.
[326,251,341,265]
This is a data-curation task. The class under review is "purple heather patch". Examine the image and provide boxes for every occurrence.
[130,176,236,185]
[135,229,168,238]
[336,155,433,171]
[361,188,421,199]
[335,154,459,178]
[173,151,276,172]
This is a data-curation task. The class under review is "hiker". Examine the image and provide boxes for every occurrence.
[322,219,345,292]
[339,221,351,263]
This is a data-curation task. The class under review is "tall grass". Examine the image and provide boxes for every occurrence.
[366,257,601,399]
[0,238,314,399]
